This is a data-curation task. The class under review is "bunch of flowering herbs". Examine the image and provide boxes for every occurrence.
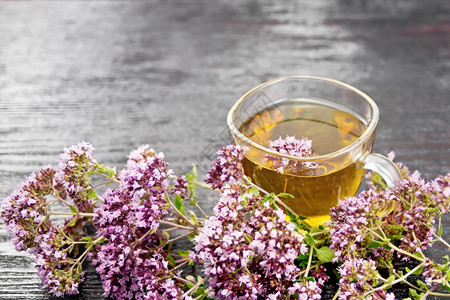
[0,143,204,299]
[1,142,105,295]
[1,139,450,299]
[329,153,450,299]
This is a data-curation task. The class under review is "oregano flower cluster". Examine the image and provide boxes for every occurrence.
[1,142,99,296]
[93,145,181,299]
[191,186,318,299]
[266,135,317,173]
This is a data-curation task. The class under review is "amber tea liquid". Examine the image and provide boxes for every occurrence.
[239,99,368,227]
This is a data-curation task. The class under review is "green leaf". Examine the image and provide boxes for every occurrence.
[67,244,75,254]
[300,222,311,232]
[296,214,309,220]
[67,217,78,227]
[163,231,170,240]
[244,233,253,243]
[87,188,96,199]
[81,237,93,242]
[443,282,450,292]
[278,192,294,198]
[416,279,428,290]
[249,186,259,195]
[298,260,308,267]
[185,281,195,289]
[305,234,316,246]
[192,165,198,180]
[69,205,78,214]
[406,266,424,276]
[297,253,309,261]
[438,223,443,236]
[189,210,198,225]
[408,288,419,299]
[188,232,197,241]
[316,246,334,263]
[187,174,198,205]
[177,250,191,259]
[167,255,176,267]
[386,274,396,282]
[41,215,50,225]
[106,166,116,178]
[195,287,205,296]
[174,195,186,216]
[332,269,340,280]
[367,241,382,249]
[96,165,106,173]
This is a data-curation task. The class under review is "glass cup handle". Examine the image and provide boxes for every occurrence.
[360,153,402,188]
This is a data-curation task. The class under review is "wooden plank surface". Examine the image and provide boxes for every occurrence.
[0,0,449,299]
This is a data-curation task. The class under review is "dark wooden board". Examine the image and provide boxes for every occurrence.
[0,0,449,298]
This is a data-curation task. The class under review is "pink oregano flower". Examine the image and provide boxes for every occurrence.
[266,135,317,173]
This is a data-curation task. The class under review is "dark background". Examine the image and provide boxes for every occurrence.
[0,0,449,299]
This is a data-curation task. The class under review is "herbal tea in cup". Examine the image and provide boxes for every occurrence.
[227,76,401,227]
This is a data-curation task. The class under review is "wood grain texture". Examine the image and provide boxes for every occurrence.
[0,0,449,298]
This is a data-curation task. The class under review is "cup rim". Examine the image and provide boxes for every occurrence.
[226,75,380,162]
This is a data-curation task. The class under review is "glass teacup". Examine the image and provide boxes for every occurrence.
[227,76,401,227]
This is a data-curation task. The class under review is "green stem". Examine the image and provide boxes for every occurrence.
[331,291,339,300]
[418,285,450,297]
[363,262,425,297]
[96,171,120,183]
[69,236,105,272]
[432,231,450,249]
[162,227,181,233]
[304,245,314,278]
[50,212,97,218]
[168,174,212,190]
[420,285,437,300]
[190,179,212,190]
[165,191,197,229]
[377,225,388,239]
[181,276,209,298]
[174,275,193,285]
[429,292,450,297]
[170,259,190,272]
[368,229,425,262]
[412,231,426,258]
[133,228,155,247]
[394,270,450,297]
[310,230,328,237]
[92,180,114,189]
[195,202,208,218]
[53,193,73,209]
[160,220,195,231]
[243,177,307,228]
[167,231,192,244]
